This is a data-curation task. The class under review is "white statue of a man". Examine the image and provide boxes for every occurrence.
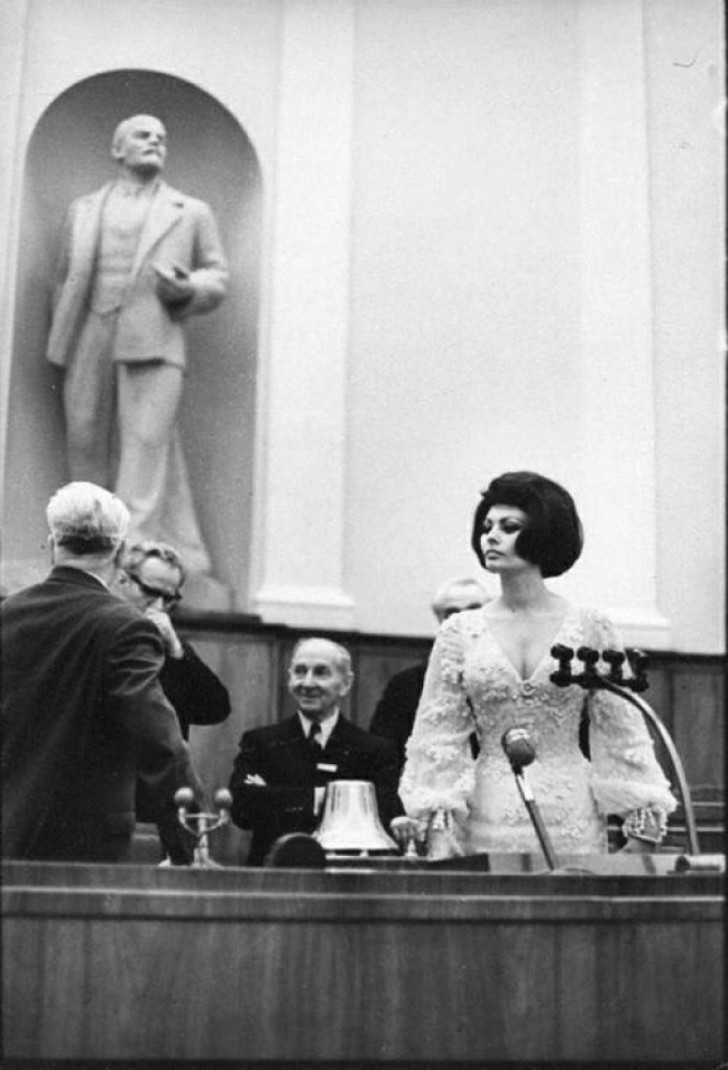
[47,114,228,574]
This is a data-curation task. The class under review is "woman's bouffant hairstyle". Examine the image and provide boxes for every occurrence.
[470,471,583,578]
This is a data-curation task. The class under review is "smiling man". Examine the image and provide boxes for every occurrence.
[229,638,403,865]
[46,113,228,574]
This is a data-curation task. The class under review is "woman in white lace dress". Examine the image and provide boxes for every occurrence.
[398,472,676,858]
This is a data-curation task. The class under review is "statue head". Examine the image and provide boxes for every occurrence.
[111,114,167,176]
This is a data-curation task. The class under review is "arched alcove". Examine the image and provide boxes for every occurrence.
[3,69,261,607]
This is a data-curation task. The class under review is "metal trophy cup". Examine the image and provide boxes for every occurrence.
[313,780,399,856]
[174,787,232,868]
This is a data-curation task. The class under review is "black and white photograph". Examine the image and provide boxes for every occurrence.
[0,1,724,1067]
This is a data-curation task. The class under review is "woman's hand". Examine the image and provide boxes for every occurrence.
[390,816,426,852]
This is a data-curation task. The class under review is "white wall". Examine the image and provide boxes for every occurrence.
[345,0,724,650]
[347,0,585,635]
[645,0,726,652]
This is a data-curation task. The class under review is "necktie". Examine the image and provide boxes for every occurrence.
[309,721,323,755]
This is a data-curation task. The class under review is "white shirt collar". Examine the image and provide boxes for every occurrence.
[298,709,340,747]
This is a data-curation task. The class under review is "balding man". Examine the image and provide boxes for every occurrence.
[1,482,203,863]
[369,578,490,770]
[229,638,403,865]
[47,114,228,573]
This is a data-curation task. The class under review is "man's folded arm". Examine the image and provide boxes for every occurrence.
[228,736,315,829]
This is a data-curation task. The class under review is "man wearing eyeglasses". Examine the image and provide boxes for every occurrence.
[116,541,231,741]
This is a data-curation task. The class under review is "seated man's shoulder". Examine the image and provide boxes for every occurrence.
[379,661,427,699]
[343,719,399,754]
[390,661,427,686]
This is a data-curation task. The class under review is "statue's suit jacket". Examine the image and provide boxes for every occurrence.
[47,180,228,370]
[229,714,404,865]
[0,566,203,862]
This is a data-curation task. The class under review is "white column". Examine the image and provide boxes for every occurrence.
[252,0,355,628]
[0,0,29,515]
[575,0,671,648]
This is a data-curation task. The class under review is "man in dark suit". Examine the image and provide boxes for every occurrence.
[116,540,231,742]
[229,637,403,865]
[369,577,490,771]
[114,539,231,852]
[1,481,204,863]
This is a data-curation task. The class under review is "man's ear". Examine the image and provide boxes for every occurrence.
[339,672,354,699]
[47,534,56,566]
[112,540,127,568]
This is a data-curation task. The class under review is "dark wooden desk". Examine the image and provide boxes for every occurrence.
[1,859,723,1065]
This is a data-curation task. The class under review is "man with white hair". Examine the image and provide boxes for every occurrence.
[0,481,203,863]
[229,637,403,865]
[369,577,491,770]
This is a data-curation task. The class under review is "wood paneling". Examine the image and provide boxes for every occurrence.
[672,662,726,790]
[2,861,723,1064]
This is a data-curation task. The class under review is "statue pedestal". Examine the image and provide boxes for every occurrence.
[180,571,234,612]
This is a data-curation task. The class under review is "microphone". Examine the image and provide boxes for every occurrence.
[501,728,557,871]
[501,726,536,772]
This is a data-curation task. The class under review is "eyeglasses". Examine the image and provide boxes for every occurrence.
[125,572,182,608]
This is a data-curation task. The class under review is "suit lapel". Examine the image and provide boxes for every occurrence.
[71,185,110,272]
[129,182,184,281]
[325,717,354,768]
[273,716,311,765]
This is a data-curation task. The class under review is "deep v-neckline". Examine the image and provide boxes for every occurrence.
[480,604,575,684]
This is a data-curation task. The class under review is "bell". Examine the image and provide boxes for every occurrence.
[314,780,399,853]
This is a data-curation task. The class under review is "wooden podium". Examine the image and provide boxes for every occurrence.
[2,857,723,1065]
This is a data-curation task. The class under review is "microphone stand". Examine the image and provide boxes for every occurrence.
[501,729,558,871]
[174,787,232,869]
[510,764,558,871]
[550,645,700,856]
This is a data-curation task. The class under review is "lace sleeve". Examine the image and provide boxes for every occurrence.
[584,609,677,817]
[398,616,476,821]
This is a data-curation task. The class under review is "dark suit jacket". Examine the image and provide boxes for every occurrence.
[369,662,427,772]
[159,640,231,740]
[1,566,203,863]
[229,714,404,865]
[135,639,231,824]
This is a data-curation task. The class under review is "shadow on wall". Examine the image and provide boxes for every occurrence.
[3,69,261,606]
